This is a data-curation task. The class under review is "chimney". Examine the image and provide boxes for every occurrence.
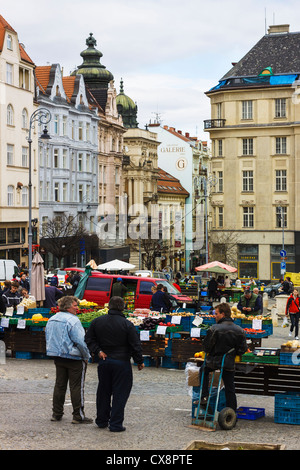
[268,24,290,34]
[185,132,190,138]
[178,130,182,134]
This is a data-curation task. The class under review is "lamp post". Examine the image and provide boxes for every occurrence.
[27,108,51,285]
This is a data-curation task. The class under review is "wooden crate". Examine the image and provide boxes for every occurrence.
[3,329,46,354]
[184,440,285,450]
[140,338,166,357]
[171,338,203,362]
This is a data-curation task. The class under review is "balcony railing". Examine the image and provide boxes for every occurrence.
[204,119,226,129]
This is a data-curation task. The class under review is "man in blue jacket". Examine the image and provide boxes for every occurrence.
[150,284,171,312]
[45,296,92,424]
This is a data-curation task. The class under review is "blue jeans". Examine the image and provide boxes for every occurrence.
[96,358,133,430]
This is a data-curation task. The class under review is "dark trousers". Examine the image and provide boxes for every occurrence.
[200,365,237,411]
[96,358,133,430]
[53,358,87,420]
[290,312,300,337]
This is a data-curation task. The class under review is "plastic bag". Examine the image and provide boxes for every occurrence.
[282,316,289,328]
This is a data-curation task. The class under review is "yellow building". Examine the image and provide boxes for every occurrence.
[205,24,300,281]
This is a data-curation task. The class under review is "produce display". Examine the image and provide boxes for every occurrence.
[19,297,36,310]
[168,311,194,317]
[77,307,108,323]
[281,340,300,350]
[124,291,135,310]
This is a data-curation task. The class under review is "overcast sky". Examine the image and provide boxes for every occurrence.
[2,0,299,140]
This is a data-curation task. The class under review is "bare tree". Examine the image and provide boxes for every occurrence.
[40,214,90,267]
[128,238,170,270]
[210,230,242,266]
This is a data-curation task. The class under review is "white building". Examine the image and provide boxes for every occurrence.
[148,123,209,271]
[35,64,100,266]
[0,15,38,266]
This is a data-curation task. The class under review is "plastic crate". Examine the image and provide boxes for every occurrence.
[241,353,279,364]
[15,351,32,359]
[192,387,226,417]
[236,407,265,420]
[275,392,300,410]
[279,352,297,366]
[200,306,212,312]
[274,409,300,425]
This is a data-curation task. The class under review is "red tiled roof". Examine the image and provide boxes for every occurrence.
[62,76,76,101]
[157,168,189,197]
[35,66,51,94]
[0,15,34,64]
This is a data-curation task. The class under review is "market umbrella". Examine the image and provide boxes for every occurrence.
[74,259,97,299]
[31,252,46,302]
[195,261,237,274]
[97,259,136,271]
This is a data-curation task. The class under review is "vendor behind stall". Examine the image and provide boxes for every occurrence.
[237,287,261,315]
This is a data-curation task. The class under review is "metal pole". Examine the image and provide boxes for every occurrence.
[28,136,32,286]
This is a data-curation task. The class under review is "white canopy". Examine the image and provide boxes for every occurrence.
[97,259,136,271]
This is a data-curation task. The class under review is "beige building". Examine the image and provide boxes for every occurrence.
[205,24,300,281]
[0,15,38,266]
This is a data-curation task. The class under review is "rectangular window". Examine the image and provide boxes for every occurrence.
[63,183,68,202]
[275,98,286,118]
[242,100,253,119]
[22,187,28,206]
[22,147,28,167]
[86,277,112,291]
[0,229,6,244]
[7,144,14,165]
[54,115,59,135]
[218,207,223,228]
[54,149,59,168]
[62,116,67,136]
[7,228,20,243]
[71,120,75,139]
[242,138,253,155]
[242,170,254,192]
[243,207,254,228]
[6,63,13,84]
[275,137,287,154]
[62,149,68,169]
[275,169,287,191]
[78,184,83,202]
[86,153,91,172]
[78,153,83,171]
[86,123,90,141]
[218,140,223,156]
[276,206,287,228]
[78,122,83,141]
[54,183,59,202]
[218,171,223,192]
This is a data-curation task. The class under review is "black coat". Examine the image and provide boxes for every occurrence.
[85,309,143,364]
[203,317,247,371]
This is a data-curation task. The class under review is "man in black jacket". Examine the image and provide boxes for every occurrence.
[199,303,247,411]
[85,296,144,432]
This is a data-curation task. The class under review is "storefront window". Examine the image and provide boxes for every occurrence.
[238,244,258,279]
[270,245,295,280]
[7,228,20,244]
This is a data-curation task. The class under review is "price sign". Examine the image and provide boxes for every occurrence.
[17,319,26,329]
[156,325,167,335]
[191,328,201,338]
[171,316,181,325]
[140,330,150,341]
[0,318,9,328]
[252,319,262,330]
[17,305,24,315]
[192,316,203,327]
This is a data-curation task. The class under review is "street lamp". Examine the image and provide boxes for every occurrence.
[27,108,51,285]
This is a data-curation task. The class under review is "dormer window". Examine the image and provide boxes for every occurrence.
[7,34,12,50]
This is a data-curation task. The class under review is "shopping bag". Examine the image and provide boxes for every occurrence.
[282,316,289,328]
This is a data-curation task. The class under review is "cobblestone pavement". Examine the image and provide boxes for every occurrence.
[0,309,299,451]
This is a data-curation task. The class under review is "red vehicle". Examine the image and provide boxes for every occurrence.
[65,269,193,309]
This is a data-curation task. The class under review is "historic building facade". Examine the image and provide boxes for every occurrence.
[205,24,300,281]
[35,63,100,267]
[0,15,38,266]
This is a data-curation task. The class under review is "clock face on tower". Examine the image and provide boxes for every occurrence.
[175,157,188,171]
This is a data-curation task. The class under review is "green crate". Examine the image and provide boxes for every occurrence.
[241,353,279,364]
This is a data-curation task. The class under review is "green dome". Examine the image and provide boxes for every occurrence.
[72,33,114,85]
[116,79,138,128]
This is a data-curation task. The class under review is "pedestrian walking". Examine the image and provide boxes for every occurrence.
[45,296,92,424]
[199,302,247,411]
[285,289,300,340]
[85,296,144,432]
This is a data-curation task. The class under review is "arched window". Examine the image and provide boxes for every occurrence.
[22,108,28,128]
[7,185,14,206]
[7,104,14,126]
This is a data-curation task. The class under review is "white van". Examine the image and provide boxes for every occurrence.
[0,260,18,281]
